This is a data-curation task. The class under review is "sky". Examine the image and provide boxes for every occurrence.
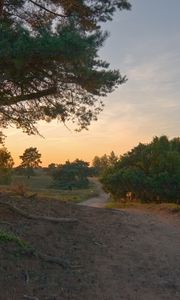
[4,0,180,166]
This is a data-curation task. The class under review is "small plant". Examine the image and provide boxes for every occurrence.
[0,229,30,250]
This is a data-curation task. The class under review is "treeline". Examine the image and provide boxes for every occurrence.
[1,135,180,202]
[47,153,119,190]
[0,142,94,189]
[0,145,42,183]
[101,136,180,203]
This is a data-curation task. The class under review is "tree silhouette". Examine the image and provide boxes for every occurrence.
[0,0,131,134]
[19,147,42,177]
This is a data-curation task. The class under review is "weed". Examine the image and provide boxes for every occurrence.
[0,229,31,251]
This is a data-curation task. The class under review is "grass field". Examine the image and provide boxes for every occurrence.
[0,174,99,203]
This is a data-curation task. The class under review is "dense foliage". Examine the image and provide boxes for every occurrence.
[101,136,180,203]
[0,0,131,134]
[92,151,119,175]
[52,159,92,189]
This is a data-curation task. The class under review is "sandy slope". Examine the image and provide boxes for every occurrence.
[0,192,180,299]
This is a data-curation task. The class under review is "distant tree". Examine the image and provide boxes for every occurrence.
[52,159,91,189]
[101,136,180,203]
[92,156,102,175]
[0,147,14,184]
[0,0,131,134]
[48,163,57,169]
[92,154,109,175]
[108,151,119,167]
[92,151,118,175]
[47,163,58,176]
[19,147,42,177]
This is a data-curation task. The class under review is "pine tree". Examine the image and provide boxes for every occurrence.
[19,147,42,177]
[0,0,131,134]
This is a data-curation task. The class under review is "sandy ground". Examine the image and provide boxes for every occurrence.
[80,178,180,299]
[0,190,180,300]
[79,178,110,208]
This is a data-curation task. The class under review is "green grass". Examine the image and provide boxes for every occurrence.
[37,187,98,203]
[0,174,99,203]
[12,174,53,190]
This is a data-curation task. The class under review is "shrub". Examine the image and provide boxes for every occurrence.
[101,136,180,203]
[52,159,91,190]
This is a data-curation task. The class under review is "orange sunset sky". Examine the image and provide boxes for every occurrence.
[3,0,180,166]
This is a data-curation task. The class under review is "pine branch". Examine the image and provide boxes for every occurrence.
[28,0,68,18]
[3,86,57,105]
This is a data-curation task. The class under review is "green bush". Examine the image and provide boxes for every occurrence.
[52,159,91,190]
[101,136,180,203]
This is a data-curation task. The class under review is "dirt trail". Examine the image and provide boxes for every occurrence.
[78,179,180,299]
[79,178,110,208]
[0,190,180,299]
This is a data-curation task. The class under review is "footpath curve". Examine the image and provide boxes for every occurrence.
[79,177,110,208]
[78,178,180,300]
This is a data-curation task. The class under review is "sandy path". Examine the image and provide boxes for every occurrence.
[79,177,110,207]
[78,179,180,299]
[92,207,180,300]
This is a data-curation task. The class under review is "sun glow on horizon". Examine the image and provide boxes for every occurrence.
[2,0,180,166]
